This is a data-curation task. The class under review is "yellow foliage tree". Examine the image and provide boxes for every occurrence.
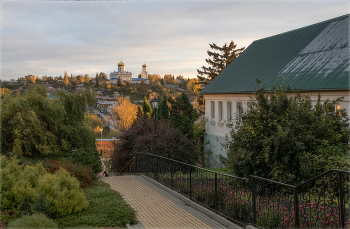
[112,97,138,131]
[187,78,201,95]
[0,88,11,98]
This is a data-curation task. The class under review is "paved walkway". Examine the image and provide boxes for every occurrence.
[103,175,228,229]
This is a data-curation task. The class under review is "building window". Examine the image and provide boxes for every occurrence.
[236,102,242,120]
[227,102,232,120]
[218,101,223,121]
[247,102,252,112]
[335,104,341,115]
[211,101,215,120]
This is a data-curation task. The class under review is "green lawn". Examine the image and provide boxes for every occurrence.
[54,181,137,228]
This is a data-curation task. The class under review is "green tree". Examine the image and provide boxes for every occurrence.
[1,86,101,172]
[142,96,152,118]
[226,81,350,185]
[168,93,196,139]
[157,95,169,120]
[197,41,245,85]
[117,77,122,87]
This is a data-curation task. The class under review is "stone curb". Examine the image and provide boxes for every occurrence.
[140,174,243,229]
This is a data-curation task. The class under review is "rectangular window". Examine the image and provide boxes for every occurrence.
[236,102,242,120]
[247,102,252,112]
[211,101,215,119]
[218,101,223,121]
[336,104,341,116]
[227,102,232,120]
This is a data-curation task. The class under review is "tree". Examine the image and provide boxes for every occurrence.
[95,73,99,86]
[111,119,196,171]
[52,79,59,88]
[142,96,152,118]
[117,77,122,87]
[111,97,138,131]
[157,95,169,120]
[226,81,350,185]
[62,74,70,89]
[187,78,201,95]
[84,74,89,83]
[0,88,11,98]
[1,86,101,172]
[197,41,245,84]
[168,93,196,139]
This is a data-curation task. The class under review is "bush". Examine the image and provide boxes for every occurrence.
[226,81,350,185]
[111,119,196,172]
[43,158,96,188]
[0,155,89,218]
[37,168,89,218]
[33,193,51,217]
[7,213,58,229]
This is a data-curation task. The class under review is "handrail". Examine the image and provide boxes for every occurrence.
[296,169,350,188]
[116,156,135,175]
[140,152,249,181]
[141,152,350,186]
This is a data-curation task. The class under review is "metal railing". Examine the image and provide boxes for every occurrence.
[135,152,350,229]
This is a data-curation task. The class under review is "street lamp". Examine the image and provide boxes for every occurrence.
[72,149,76,159]
[100,127,103,156]
[151,97,160,180]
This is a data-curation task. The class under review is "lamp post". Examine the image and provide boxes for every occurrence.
[151,97,160,180]
[100,127,103,156]
[72,149,76,159]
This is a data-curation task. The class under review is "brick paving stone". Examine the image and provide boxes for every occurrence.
[103,175,228,229]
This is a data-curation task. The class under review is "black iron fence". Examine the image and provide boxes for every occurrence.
[135,152,350,229]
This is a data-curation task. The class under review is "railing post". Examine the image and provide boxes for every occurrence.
[338,171,345,229]
[135,154,138,174]
[190,166,192,200]
[171,164,174,190]
[294,187,299,229]
[146,154,148,177]
[252,177,256,225]
[215,173,218,213]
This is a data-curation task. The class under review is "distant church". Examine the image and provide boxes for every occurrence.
[110,60,148,84]
[110,60,132,84]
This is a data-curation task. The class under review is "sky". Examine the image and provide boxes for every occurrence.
[1,0,349,81]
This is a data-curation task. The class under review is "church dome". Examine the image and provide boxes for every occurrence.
[142,62,147,67]
[118,60,125,66]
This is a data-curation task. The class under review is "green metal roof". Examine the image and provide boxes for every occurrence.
[201,14,349,94]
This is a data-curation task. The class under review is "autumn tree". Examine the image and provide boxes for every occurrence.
[111,97,138,131]
[197,41,245,85]
[0,88,11,98]
[117,77,122,87]
[187,78,201,95]
[84,74,89,83]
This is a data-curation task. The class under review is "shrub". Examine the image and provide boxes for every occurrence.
[0,155,89,218]
[37,168,89,218]
[7,213,58,229]
[33,193,51,217]
[43,158,96,188]
[111,119,196,172]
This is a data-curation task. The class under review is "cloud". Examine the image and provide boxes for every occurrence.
[1,0,349,80]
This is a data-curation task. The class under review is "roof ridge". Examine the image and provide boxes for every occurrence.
[253,14,349,43]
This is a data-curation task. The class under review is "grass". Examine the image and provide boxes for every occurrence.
[53,181,137,228]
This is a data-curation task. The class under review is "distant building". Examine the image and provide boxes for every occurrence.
[110,60,132,84]
[132,78,150,85]
[140,62,148,79]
